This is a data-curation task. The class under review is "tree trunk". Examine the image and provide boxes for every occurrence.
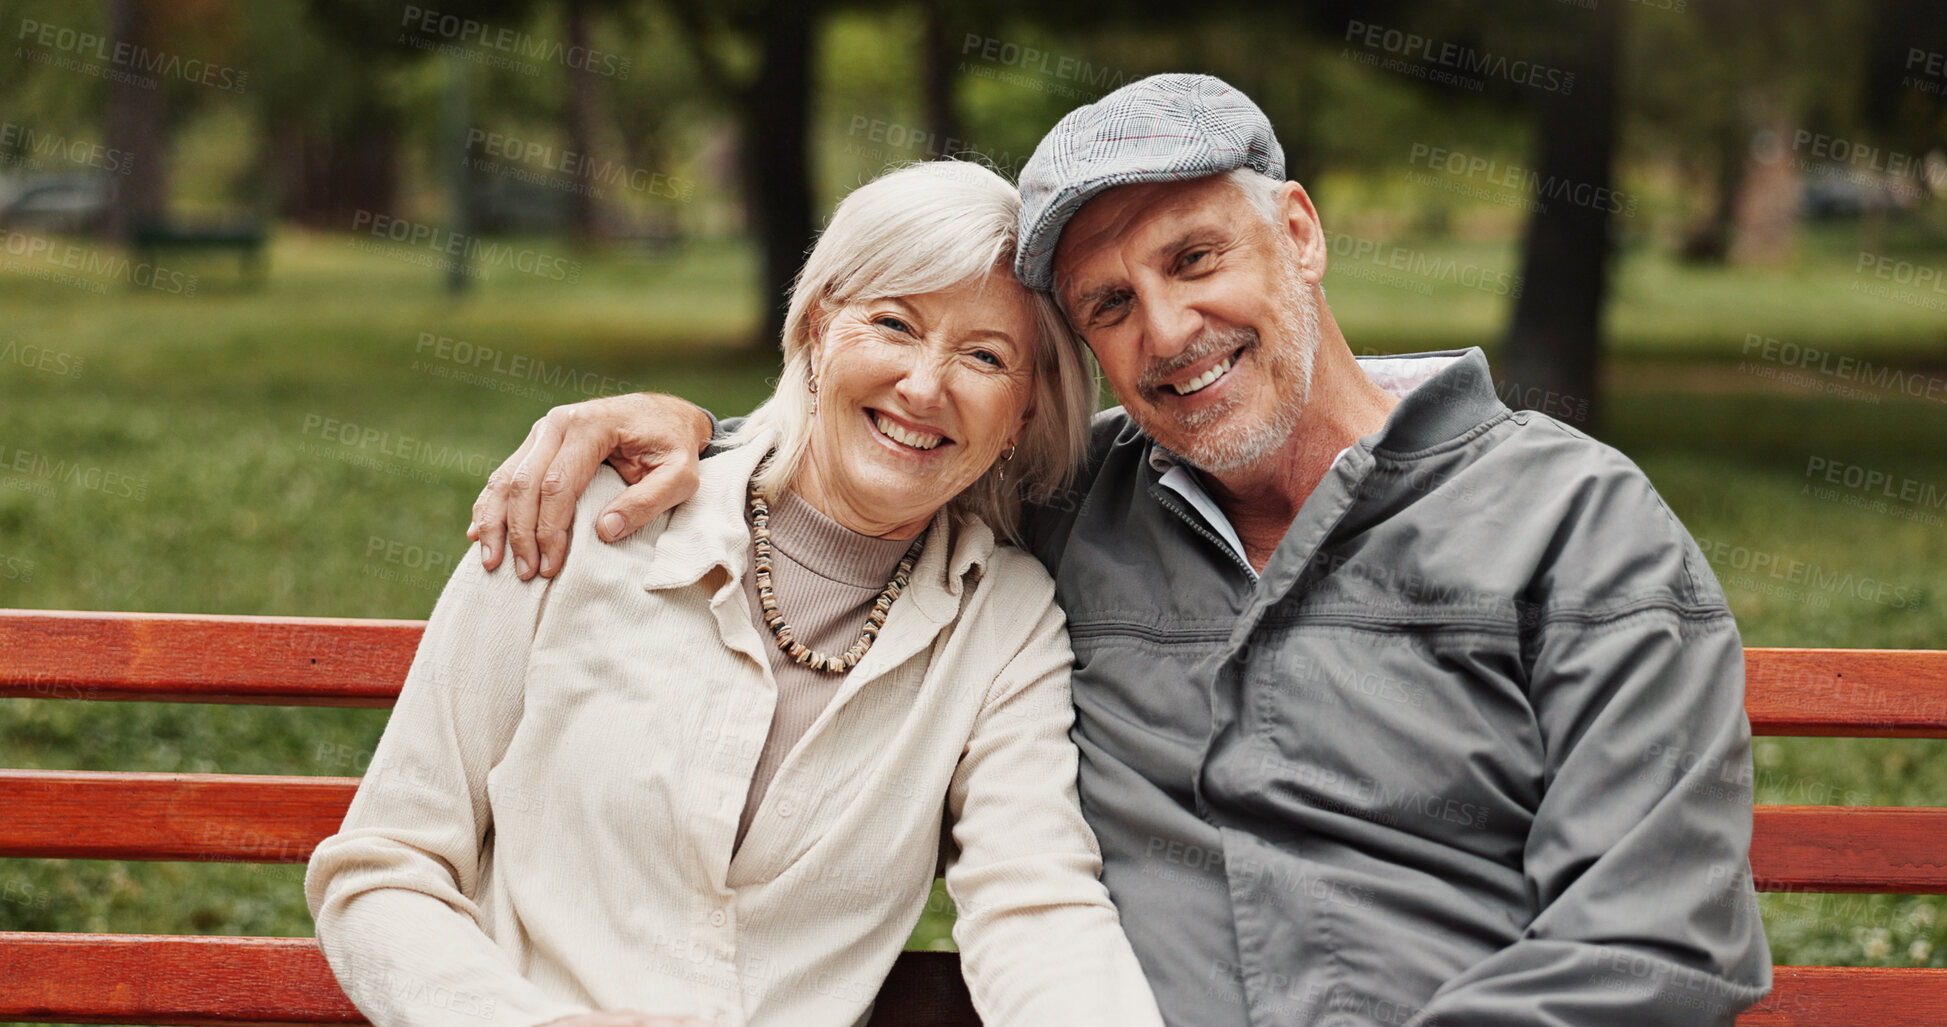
[1500,6,1621,432]
[104,0,168,242]
[922,0,960,152]
[738,0,815,352]
[1678,124,1745,264]
[565,0,603,243]
[270,104,399,230]
[1728,111,1800,266]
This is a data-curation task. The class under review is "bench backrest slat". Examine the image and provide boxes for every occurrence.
[0,610,416,707]
[0,770,355,863]
[2,770,1942,895]
[7,611,1947,736]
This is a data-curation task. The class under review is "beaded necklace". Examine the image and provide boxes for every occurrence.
[746,465,926,674]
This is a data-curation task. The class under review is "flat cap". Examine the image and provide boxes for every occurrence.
[1014,73,1284,292]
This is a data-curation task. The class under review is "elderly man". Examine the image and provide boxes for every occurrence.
[469,74,1770,1026]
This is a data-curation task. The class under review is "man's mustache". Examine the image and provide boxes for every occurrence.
[1137,325,1259,397]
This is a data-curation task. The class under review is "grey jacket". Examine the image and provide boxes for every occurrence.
[715,347,1770,1025]
[1015,349,1770,1026]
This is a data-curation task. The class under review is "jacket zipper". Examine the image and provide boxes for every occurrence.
[1149,485,1259,581]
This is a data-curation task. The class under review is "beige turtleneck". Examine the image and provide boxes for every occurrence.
[736,486,917,847]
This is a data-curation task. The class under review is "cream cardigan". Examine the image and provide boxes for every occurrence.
[305,441,1163,1027]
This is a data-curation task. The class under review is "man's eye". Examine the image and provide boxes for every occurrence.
[875,316,912,334]
[1095,294,1129,321]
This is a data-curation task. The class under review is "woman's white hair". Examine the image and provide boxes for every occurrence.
[726,159,1097,543]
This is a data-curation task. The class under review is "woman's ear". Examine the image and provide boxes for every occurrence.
[1009,397,1037,451]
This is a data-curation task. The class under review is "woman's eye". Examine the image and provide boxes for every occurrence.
[875,316,912,334]
[1179,250,1208,271]
[973,349,1002,367]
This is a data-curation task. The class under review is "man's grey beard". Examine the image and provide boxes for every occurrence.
[1130,270,1319,475]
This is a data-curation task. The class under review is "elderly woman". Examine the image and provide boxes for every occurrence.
[304,160,1163,1027]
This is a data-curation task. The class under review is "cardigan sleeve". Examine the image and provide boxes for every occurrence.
[304,544,595,1027]
[942,577,1165,1027]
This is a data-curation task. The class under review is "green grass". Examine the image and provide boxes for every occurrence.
[2,227,1944,970]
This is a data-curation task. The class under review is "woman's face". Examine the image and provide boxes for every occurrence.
[795,276,1040,539]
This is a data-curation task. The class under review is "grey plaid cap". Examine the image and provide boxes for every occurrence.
[1014,73,1284,292]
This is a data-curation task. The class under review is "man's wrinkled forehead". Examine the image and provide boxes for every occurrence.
[1051,176,1243,300]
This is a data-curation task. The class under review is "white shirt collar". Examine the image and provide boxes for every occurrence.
[1148,352,1463,576]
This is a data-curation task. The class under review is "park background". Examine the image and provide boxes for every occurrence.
[1,0,1945,986]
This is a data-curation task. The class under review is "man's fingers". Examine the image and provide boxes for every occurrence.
[471,425,542,571]
[503,412,570,580]
[534,411,621,577]
[598,460,702,542]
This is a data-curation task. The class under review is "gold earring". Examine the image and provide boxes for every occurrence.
[996,444,1017,486]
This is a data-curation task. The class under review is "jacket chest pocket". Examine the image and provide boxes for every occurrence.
[1231,622,1541,859]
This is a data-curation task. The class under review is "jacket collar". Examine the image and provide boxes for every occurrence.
[1361,347,1509,455]
[639,440,995,624]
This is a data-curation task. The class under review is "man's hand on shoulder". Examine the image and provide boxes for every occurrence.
[468,393,712,580]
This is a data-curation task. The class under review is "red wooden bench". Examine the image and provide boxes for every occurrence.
[1,609,1944,1025]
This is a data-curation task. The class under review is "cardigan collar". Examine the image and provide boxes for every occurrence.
[639,440,996,624]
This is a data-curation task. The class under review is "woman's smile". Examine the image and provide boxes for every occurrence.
[866,408,952,455]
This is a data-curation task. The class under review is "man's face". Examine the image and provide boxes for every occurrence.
[1050,175,1322,473]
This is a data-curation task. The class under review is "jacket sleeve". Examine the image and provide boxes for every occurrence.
[1409,470,1772,1026]
[943,585,1165,1027]
[304,546,593,1027]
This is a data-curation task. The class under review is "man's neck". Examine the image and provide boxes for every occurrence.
[1201,340,1399,572]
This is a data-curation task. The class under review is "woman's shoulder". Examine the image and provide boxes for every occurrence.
[962,534,1060,619]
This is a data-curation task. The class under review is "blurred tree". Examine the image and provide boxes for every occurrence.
[564,0,604,240]
[1500,0,1620,428]
[920,0,961,148]
[104,0,168,241]
[1629,0,1870,266]
[665,0,825,349]
[267,0,540,228]
[1861,0,1947,184]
